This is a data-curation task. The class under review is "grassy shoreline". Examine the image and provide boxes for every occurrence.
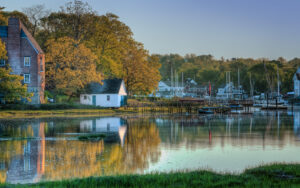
[1,164,299,187]
[0,107,184,119]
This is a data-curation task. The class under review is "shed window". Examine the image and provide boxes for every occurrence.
[24,74,30,83]
[24,57,31,67]
[0,59,5,66]
[107,95,110,101]
[84,95,87,100]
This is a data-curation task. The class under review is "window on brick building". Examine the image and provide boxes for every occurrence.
[40,57,43,72]
[0,59,5,66]
[24,57,31,67]
[24,74,30,83]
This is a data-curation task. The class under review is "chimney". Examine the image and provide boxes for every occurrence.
[7,17,21,74]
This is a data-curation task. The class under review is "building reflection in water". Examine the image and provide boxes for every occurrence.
[5,122,45,184]
[80,117,127,145]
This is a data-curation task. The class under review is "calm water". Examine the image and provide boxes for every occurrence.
[0,111,300,184]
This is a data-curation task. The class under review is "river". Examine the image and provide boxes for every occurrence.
[0,110,299,184]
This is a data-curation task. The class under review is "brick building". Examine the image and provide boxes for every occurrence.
[0,17,45,104]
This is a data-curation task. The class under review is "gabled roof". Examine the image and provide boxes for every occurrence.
[19,21,44,54]
[0,18,44,54]
[86,79,124,94]
[294,67,300,81]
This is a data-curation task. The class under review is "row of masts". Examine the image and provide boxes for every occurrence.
[169,65,281,98]
[170,67,184,96]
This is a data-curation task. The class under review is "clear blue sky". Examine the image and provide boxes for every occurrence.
[1,0,300,60]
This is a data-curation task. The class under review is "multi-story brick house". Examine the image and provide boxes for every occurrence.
[0,17,45,104]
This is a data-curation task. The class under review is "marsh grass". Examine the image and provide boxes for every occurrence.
[1,164,299,187]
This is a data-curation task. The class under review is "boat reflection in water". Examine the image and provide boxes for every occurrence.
[0,111,300,184]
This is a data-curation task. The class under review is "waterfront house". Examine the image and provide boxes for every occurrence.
[293,67,300,97]
[154,81,185,98]
[0,17,45,104]
[216,82,245,100]
[80,79,127,107]
[158,81,171,92]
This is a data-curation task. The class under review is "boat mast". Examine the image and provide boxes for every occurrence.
[238,68,240,99]
[171,65,173,96]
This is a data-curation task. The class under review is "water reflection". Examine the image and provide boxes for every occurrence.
[0,112,299,184]
[0,117,161,183]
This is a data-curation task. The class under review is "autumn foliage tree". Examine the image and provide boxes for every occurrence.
[5,1,161,96]
[123,42,161,95]
[45,37,102,98]
[39,1,161,96]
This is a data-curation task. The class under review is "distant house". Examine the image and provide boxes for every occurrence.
[80,79,127,107]
[0,17,45,104]
[216,82,245,100]
[154,81,184,98]
[158,81,171,92]
[293,67,300,97]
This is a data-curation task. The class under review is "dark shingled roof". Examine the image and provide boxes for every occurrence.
[86,79,123,94]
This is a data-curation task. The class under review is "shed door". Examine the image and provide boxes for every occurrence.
[92,95,96,106]
[121,96,127,107]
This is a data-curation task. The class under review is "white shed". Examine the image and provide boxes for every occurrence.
[80,79,127,107]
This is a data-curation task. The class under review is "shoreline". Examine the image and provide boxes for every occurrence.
[1,164,299,187]
[0,107,193,119]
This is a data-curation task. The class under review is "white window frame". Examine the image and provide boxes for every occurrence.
[0,59,5,66]
[24,74,30,84]
[107,95,110,101]
[24,57,31,67]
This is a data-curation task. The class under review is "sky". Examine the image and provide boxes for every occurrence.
[1,0,300,60]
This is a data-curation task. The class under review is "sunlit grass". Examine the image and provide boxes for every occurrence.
[1,164,299,187]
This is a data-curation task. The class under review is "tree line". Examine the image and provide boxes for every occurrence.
[157,54,300,95]
[1,1,300,102]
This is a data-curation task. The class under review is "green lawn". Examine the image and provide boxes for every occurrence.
[2,164,300,187]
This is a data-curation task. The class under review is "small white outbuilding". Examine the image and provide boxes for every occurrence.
[80,79,127,108]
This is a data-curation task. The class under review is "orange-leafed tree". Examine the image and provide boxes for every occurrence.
[45,37,102,99]
[123,41,161,95]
